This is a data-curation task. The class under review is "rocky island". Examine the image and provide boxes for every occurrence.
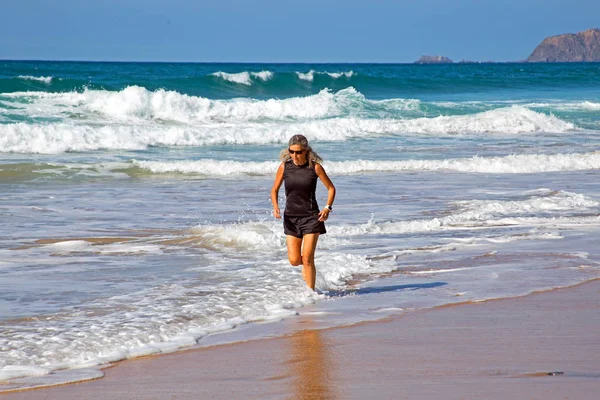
[414,55,453,64]
[527,28,600,62]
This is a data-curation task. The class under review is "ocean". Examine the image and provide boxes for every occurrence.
[1,61,600,389]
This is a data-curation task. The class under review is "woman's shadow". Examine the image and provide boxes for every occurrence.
[324,281,447,297]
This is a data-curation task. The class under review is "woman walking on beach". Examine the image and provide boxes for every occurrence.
[271,135,336,290]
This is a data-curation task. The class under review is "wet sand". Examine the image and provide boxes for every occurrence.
[3,280,599,399]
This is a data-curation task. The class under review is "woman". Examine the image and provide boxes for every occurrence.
[271,135,336,290]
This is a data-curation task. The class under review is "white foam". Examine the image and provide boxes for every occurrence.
[133,152,600,177]
[0,269,320,382]
[0,120,300,153]
[316,253,386,289]
[187,221,283,251]
[328,71,354,79]
[17,75,53,84]
[403,105,575,134]
[252,70,274,81]
[329,190,600,237]
[1,86,347,123]
[211,70,274,85]
[0,366,50,381]
[1,88,583,132]
[125,345,162,359]
[7,109,573,154]
[580,101,600,110]
[378,97,424,112]
[96,243,163,255]
[44,240,92,252]
[296,70,354,82]
[454,190,599,217]
[135,159,280,176]
[1,88,578,154]
[2,190,599,384]
[482,231,563,243]
[332,152,600,174]
[525,101,600,111]
[296,71,314,81]
[5,152,600,181]
[211,71,253,85]
[0,368,104,393]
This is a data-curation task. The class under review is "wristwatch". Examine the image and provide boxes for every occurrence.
[325,205,332,211]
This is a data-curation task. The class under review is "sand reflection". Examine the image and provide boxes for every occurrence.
[286,320,335,400]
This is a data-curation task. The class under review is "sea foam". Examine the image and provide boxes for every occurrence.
[0,86,580,154]
[329,190,600,237]
[1,87,578,131]
[211,71,274,85]
[17,75,53,84]
[1,188,598,386]
[296,70,354,82]
[0,258,321,384]
[1,86,347,122]
[327,152,600,174]
[134,160,280,176]
[0,112,577,154]
[7,152,598,178]
[132,152,600,176]
[526,100,600,111]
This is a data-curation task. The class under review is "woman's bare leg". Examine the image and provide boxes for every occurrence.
[286,235,303,266]
[300,233,320,290]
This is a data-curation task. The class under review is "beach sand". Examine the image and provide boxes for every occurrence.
[3,280,599,399]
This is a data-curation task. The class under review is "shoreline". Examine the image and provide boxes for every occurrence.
[2,279,599,399]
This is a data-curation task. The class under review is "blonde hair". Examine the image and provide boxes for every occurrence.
[279,134,323,168]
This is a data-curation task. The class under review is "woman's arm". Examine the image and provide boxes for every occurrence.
[315,163,336,222]
[270,163,285,219]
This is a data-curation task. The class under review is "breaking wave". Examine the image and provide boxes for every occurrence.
[0,109,578,154]
[296,70,354,82]
[1,85,579,131]
[4,152,598,181]
[132,152,600,176]
[0,87,356,123]
[210,71,274,85]
[17,75,54,84]
[329,189,600,236]
[0,89,578,154]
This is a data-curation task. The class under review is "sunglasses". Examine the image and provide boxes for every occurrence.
[288,148,305,155]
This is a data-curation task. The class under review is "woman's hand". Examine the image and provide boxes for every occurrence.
[273,206,281,219]
[318,208,330,222]
[315,164,335,223]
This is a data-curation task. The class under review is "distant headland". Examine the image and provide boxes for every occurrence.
[414,28,600,63]
[414,55,453,64]
[526,28,600,62]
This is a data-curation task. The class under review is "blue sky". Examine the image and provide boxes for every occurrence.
[2,0,599,63]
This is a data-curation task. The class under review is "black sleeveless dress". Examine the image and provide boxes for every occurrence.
[282,159,326,238]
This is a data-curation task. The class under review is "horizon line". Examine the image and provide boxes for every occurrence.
[2,58,544,65]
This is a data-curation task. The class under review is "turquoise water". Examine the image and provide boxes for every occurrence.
[1,61,600,389]
[3,61,600,101]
